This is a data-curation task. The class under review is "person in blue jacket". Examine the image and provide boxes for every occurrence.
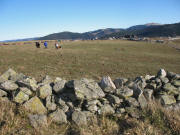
[44,41,48,48]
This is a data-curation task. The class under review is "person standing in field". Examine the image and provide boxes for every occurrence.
[44,41,48,48]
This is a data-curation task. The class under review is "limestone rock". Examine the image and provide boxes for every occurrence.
[53,79,66,94]
[58,98,69,112]
[0,68,17,83]
[28,114,47,129]
[49,109,67,124]
[20,87,32,96]
[163,83,179,95]
[38,84,52,99]
[172,80,180,87]
[73,78,105,100]
[130,84,143,99]
[143,89,153,101]
[72,110,87,126]
[138,94,148,108]
[0,89,7,97]
[17,77,38,91]
[100,76,116,90]
[9,73,26,82]
[39,75,53,85]
[160,95,176,105]
[125,97,139,107]
[114,78,128,89]
[14,91,29,104]
[115,87,133,99]
[0,80,18,91]
[98,104,115,115]
[106,94,123,104]
[125,107,140,118]
[24,96,47,114]
[46,95,57,111]
[157,69,166,78]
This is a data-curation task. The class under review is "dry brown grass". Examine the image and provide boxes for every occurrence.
[0,98,180,135]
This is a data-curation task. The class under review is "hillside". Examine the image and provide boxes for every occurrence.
[102,23,180,39]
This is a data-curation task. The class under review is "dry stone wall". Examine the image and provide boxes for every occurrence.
[0,68,180,128]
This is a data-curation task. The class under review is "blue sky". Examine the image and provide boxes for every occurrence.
[0,0,180,41]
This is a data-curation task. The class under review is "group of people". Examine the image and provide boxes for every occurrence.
[35,41,62,49]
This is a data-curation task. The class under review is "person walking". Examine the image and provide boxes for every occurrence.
[44,41,48,48]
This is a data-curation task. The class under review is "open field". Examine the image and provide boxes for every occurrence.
[0,40,180,81]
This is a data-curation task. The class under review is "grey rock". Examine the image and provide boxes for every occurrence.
[46,95,57,111]
[49,109,67,124]
[0,89,7,97]
[24,96,47,114]
[114,78,128,89]
[39,75,53,85]
[14,91,29,104]
[98,104,115,115]
[28,114,47,129]
[163,83,179,95]
[20,87,32,96]
[9,73,26,82]
[143,89,153,101]
[58,98,69,112]
[167,72,180,80]
[106,94,123,104]
[72,110,87,126]
[130,84,143,99]
[138,94,148,109]
[115,87,133,99]
[157,69,166,78]
[160,95,176,105]
[172,80,180,87]
[53,79,66,94]
[87,104,98,112]
[160,77,169,84]
[100,76,116,90]
[17,77,38,91]
[0,68,17,83]
[146,83,156,90]
[145,75,155,80]
[176,94,180,101]
[73,78,105,100]
[38,84,52,99]
[125,107,140,118]
[126,97,139,107]
[0,80,18,91]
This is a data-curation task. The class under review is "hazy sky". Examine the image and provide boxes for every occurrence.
[0,0,180,40]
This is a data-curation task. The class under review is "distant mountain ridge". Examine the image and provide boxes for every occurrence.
[2,22,180,42]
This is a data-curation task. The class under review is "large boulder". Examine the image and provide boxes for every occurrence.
[106,94,123,105]
[100,76,116,90]
[38,84,52,99]
[53,79,66,94]
[0,80,18,91]
[72,110,87,126]
[17,77,38,91]
[24,96,47,114]
[138,94,148,109]
[14,91,29,104]
[28,114,47,129]
[0,68,17,83]
[57,98,69,112]
[160,95,176,105]
[130,84,143,99]
[113,78,128,89]
[163,83,179,95]
[72,78,105,100]
[0,89,7,97]
[49,109,67,124]
[20,87,32,96]
[115,87,133,99]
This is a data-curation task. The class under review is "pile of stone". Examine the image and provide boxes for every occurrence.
[0,68,179,128]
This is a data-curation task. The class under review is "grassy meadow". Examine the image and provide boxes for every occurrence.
[0,40,180,81]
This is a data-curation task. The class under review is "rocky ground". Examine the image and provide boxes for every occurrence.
[0,68,180,135]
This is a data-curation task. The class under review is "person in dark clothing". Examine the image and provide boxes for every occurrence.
[35,42,40,48]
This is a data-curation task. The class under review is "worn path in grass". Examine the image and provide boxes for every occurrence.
[0,40,180,81]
